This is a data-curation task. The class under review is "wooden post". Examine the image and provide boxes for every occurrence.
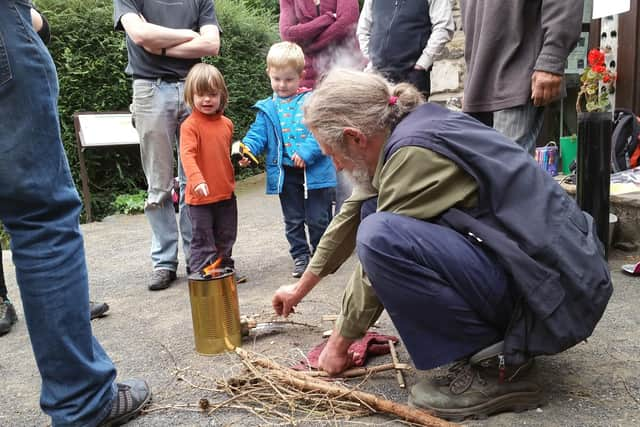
[73,113,93,222]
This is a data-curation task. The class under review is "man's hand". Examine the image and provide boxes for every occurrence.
[291,153,306,168]
[272,271,321,317]
[142,29,200,55]
[531,71,562,107]
[194,182,209,197]
[318,331,354,376]
[160,25,220,58]
[272,284,300,317]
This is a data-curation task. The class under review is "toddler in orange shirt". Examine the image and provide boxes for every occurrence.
[180,63,245,281]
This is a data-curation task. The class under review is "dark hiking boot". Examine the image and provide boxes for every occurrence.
[469,340,535,379]
[148,269,177,291]
[292,256,309,278]
[0,299,17,336]
[98,379,152,427]
[90,301,110,320]
[409,361,542,422]
[430,356,535,389]
[409,342,541,422]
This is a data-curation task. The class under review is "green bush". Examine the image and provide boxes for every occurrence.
[37,0,277,221]
[210,0,278,138]
[111,190,147,215]
[0,224,8,250]
[243,0,279,15]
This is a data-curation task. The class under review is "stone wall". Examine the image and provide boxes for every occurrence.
[430,0,465,105]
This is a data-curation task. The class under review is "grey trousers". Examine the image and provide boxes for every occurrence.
[132,79,192,271]
[493,101,545,156]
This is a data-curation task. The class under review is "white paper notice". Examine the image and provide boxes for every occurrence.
[592,0,630,19]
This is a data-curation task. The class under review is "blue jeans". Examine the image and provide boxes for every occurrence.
[0,1,116,425]
[132,79,192,271]
[493,101,544,156]
[278,167,333,260]
[357,212,514,370]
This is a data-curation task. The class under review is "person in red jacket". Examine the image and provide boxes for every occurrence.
[180,63,245,282]
[279,0,362,89]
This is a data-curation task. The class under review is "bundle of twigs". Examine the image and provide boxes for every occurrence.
[206,347,456,427]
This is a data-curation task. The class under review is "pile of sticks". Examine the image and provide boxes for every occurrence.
[206,347,456,426]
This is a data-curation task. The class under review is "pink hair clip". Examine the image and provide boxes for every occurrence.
[388,96,398,106]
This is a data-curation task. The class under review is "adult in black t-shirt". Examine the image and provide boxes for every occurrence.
[113,0,220,290]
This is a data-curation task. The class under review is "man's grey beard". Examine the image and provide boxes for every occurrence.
[344,159,376,194]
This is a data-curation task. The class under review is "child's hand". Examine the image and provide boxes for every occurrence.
[292,153,306,168]
[194,182,209,197]
[238,156,251,168]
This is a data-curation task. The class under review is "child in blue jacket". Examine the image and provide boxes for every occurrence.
[239,42,336,278]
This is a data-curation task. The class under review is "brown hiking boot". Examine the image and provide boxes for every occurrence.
[409,357,542,421]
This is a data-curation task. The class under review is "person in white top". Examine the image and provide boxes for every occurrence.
[357,0,454,97]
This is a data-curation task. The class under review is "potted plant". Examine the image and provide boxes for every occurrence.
[575,48,616,257]
[576,48,616,113]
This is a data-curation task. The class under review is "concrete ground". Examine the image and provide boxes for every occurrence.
[1,173,640,426]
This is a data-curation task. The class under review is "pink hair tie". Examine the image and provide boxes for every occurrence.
[388,96,398,106]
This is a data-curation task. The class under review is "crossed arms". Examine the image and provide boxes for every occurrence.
[119,13,219,58]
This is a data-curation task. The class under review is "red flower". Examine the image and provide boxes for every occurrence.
[587,49,605,67]
[578,47,616,112]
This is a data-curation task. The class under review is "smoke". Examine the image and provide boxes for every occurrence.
[313,27,366,83]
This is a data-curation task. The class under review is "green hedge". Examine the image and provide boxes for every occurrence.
[243,0,279,15]
[36,0,277,221]
[210,0,278,144]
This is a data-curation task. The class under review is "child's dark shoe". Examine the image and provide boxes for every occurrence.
[292,256,309,278]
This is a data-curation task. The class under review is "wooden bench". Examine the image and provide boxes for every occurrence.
[73,112,139,222]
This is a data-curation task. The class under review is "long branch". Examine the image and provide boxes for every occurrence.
[235,347,457,427]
